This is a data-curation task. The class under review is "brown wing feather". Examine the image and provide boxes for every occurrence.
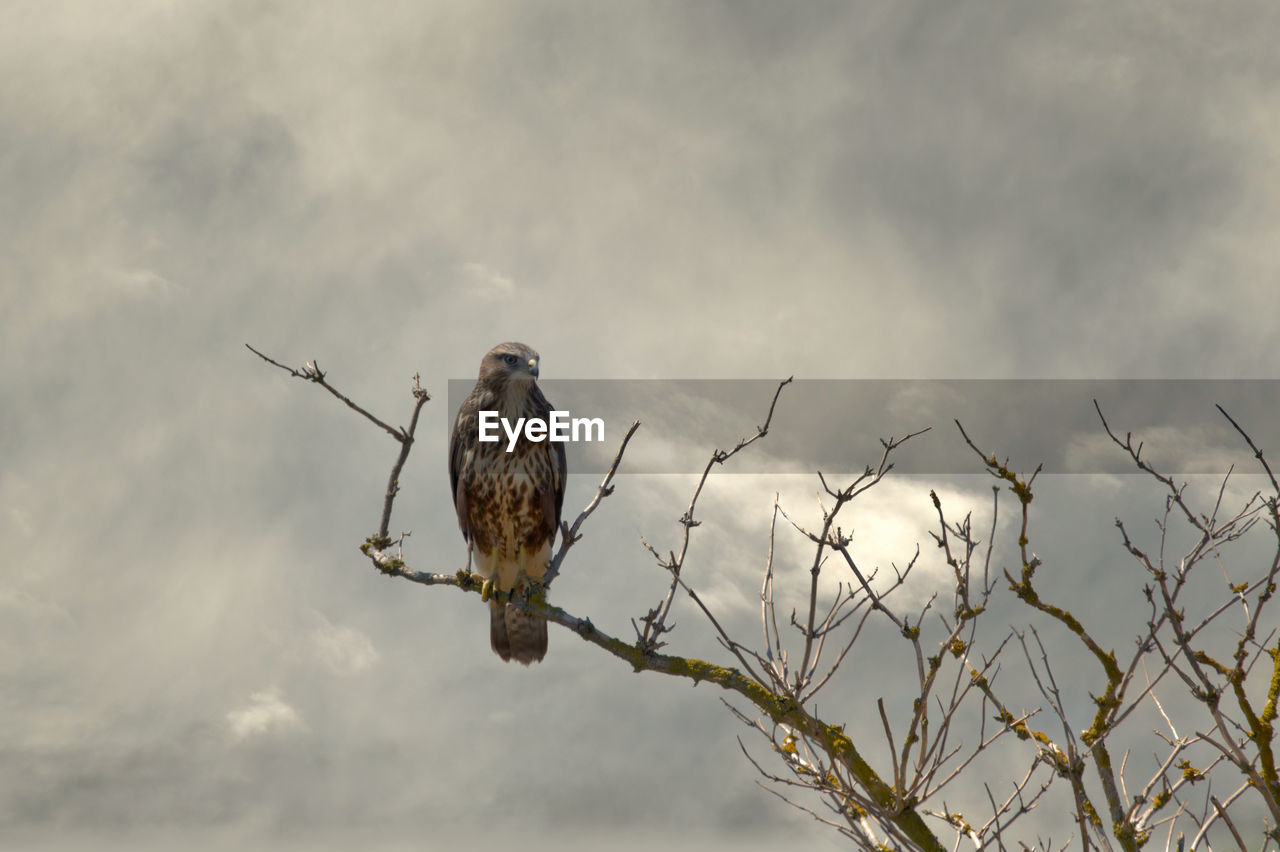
[449,392,479,542]
[522,382,565,548]
[547,438,567,539]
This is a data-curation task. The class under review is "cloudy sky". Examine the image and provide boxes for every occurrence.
[4,2,1280,850]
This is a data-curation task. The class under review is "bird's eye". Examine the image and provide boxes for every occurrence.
[502,354,519,366]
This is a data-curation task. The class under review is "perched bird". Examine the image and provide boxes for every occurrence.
[449,342,566,664]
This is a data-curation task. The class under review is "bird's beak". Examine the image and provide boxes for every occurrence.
[527,358,539,379]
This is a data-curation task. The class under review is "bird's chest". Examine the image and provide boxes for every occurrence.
[463,444,552,554]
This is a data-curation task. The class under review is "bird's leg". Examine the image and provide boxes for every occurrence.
[512,549,552,604]
[459,539,475,579]
[513,548,529,600]
[459,539,488,596]
[478,546,498,603]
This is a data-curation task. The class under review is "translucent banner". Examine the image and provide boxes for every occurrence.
[446,380,1280,475]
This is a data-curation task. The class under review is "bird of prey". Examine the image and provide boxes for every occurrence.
[449,342,567,664]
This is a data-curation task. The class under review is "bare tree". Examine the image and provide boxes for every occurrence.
[250,345,1280,851]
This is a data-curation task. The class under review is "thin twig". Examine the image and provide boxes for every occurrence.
[245,343,410,440]
[545,419,641,585]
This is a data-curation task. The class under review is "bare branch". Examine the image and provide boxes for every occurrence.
[257,350,1280,851]
[245,343,412,441]
[545,419,641,585]
[637,377,793,653]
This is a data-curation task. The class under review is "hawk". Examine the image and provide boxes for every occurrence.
[449,342,566,664]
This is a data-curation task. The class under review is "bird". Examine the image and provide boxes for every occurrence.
[449,342,566,664]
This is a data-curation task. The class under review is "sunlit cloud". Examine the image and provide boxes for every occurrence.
[309,611,380,675]
[226,687,305,741]
[459,262,517,301]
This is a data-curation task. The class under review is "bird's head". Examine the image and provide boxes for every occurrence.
[479,342,541,391]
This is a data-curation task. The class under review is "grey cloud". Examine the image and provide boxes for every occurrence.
[4,2,1278,849]
[130,110,302,238]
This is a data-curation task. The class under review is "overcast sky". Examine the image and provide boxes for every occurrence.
[4,3,1280,850]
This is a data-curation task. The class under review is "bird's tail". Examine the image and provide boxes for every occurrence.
[490,602,548,665]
